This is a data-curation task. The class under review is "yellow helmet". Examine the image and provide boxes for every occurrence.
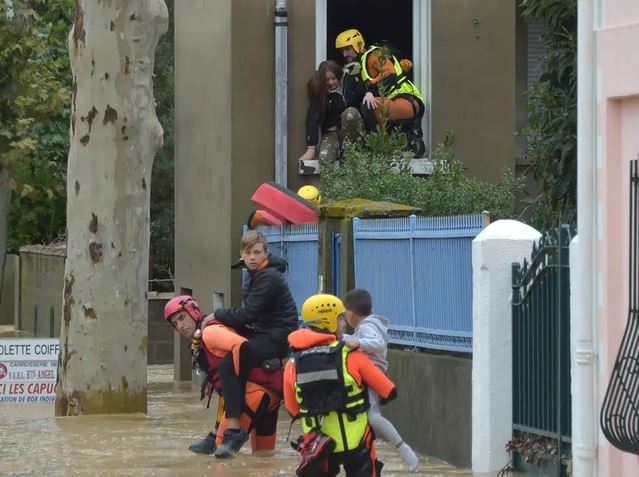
[335,29,366,54]
[301,294,346,333]
[297,185,321,206]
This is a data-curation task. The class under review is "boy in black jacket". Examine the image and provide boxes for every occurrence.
[211,230,298,457]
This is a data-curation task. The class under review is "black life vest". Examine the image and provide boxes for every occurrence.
[294,342,368,418]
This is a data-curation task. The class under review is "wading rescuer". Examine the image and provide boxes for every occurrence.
[335,28,426,157]
[164,295,283,456]
[284,294,397,477]
[210,230,298,457]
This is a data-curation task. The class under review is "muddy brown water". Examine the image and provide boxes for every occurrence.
[0,328,512,476]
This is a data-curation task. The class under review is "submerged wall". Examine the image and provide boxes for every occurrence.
[383,349,472,468]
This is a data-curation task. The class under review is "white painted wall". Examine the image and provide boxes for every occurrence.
[471,219,541,473]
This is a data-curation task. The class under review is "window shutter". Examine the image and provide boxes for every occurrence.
[527,19,546,86]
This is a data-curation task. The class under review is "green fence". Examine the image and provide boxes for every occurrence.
[511,226,574,464]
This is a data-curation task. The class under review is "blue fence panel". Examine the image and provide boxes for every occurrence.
[353,214,483,352]
[254,223,319,313]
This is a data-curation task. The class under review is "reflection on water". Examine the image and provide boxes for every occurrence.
[0,363,511,476]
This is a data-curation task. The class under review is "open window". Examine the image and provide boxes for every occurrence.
[324,0,413,65]
[315,0,431,156]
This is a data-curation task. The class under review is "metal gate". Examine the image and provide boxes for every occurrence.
[511,225,574,467]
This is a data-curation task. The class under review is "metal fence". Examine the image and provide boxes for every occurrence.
[255,223,319,313]
[511,225,574,450]
[352,214,485,353]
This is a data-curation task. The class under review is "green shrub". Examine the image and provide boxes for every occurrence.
[320,130,525,219]
[520,0,577,228]
[3,0,73,251]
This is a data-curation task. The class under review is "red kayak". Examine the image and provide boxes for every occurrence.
[251,182,318,224]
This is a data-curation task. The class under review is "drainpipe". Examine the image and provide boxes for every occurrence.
[574,0,597,475]
[274,0,288,187]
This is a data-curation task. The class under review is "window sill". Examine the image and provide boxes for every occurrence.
[298,158,434,176]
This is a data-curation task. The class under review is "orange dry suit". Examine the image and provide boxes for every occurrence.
[196,322,283,452]
[360,46,424,125]
[357,46,426,157]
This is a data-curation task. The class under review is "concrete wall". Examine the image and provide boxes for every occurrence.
[287,1,317,193]
[17,249,173,363]
[147,294,174,364]
[175,0,315,312]
[383,349,472,468]
[432,0,517,182]
[19,248,65,337]
[174,0,233,312]
[0,254,18,326]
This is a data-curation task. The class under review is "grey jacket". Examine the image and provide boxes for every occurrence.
[347,314,389,372]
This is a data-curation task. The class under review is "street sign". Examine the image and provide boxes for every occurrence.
[0,339,59,403]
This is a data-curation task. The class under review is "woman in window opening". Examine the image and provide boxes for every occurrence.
[298,59,365,164]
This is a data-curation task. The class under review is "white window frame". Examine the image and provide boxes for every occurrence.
[315,0,432,155]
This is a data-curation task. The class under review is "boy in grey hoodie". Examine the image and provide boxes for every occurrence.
[342,288,419,472]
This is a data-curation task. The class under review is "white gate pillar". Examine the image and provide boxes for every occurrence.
[471,219,541,473]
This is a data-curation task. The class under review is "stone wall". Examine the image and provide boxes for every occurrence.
[0,254,19,326]
[18,246,174,364]
[147,293,174,364]
[19,245,65,337]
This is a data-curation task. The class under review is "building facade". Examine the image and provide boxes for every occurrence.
[593,0,639,474]
[174,0,536,316]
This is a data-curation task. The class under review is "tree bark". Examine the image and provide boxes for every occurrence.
[56,0,168,415]
[0,168,12,301]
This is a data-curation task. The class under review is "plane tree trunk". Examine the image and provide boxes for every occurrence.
[56,0,168,415]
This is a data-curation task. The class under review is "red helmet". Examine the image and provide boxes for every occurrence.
[164,295,203,323]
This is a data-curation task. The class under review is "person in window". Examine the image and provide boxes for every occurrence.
[335,29,426,157]
[298,60,364,164]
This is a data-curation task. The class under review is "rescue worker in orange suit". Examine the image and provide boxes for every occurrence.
[284,294,398,476]
[335,28,426,157]
[164,295,282,456]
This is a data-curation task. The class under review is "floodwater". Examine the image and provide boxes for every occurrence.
[0,327,512,476]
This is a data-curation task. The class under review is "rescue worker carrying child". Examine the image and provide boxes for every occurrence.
[335,28,426,157]
[164,295,282,456]
[284,294,398,477]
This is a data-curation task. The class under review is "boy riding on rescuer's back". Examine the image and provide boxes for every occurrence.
[164,295,283,456]
[210,230,299,457]
[284,294,397,477]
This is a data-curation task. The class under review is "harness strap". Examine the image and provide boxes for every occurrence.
[199,369,222,403]
[243,393,270,434]
[287,414,301,444]
[385,73,409,96]
[337,411,349,451]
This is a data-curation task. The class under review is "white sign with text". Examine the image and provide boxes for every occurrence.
[0,339,59,403]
